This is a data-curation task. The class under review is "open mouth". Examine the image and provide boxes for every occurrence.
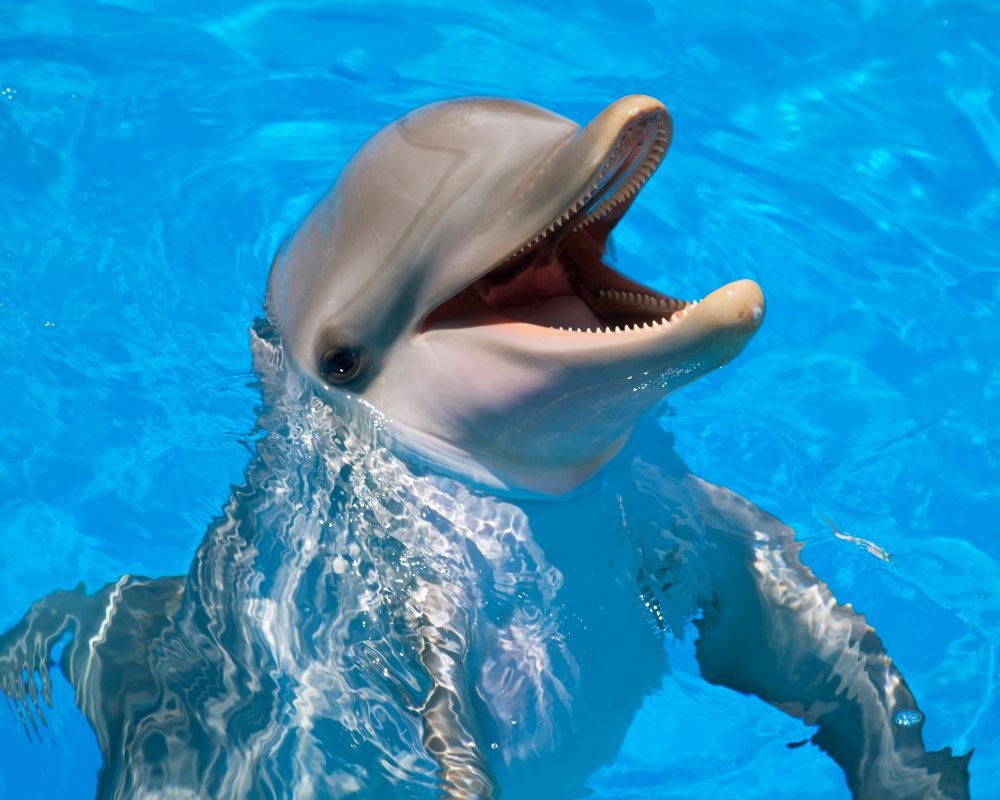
[423,107,693,336]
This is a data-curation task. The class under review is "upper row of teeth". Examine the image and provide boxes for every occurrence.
[574,134,669,230]
[499,122,671,263]
[597,289,687,310]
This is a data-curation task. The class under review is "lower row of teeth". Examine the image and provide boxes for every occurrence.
[553,295,699,333]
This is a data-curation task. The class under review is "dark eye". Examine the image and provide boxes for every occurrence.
[319,347,362,383]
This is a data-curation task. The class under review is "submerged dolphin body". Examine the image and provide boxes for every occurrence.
[0,97,971,799]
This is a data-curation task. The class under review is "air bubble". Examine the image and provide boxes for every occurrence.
[893,709,923,727]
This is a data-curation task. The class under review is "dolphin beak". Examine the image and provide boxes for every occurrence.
[420,94,764,384]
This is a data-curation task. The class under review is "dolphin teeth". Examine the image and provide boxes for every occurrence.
[511,112,671,256]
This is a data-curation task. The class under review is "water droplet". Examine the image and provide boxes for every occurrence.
[43,320,57,329]
[894,709,923,727]
[1,86,17,102]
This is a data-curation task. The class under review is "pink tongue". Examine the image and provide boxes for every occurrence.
[502,295,602,329]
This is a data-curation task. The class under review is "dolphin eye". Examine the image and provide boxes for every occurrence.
[319,347,362,383]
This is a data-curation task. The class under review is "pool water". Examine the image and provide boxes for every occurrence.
[0,1,997,797]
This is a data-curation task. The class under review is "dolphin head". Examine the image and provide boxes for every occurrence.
[267,95,764,493]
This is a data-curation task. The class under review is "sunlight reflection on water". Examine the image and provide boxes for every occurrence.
[0,1,997,797]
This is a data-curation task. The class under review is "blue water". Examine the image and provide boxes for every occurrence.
[0,1,997,797]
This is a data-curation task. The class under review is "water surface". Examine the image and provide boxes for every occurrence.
[1,1,997,797]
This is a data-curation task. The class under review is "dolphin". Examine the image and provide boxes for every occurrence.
[0,96,971,800]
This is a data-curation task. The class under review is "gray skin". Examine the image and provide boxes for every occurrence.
[0,96,972,799]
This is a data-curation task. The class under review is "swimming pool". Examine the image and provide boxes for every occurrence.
[0,1,997,797]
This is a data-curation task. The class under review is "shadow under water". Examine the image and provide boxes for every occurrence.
[0,321,972,799]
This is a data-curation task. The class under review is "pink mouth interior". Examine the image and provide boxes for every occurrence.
[423,209,688,334]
